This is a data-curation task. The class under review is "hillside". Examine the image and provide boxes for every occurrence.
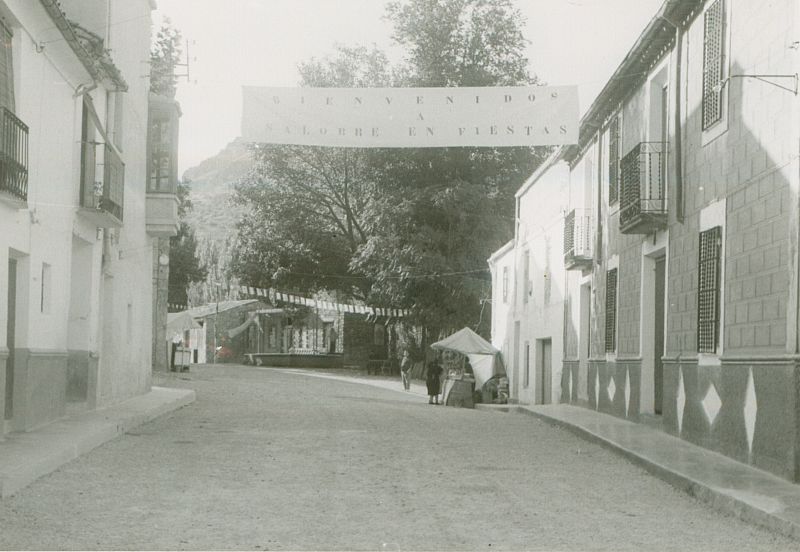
[182,138,254,244]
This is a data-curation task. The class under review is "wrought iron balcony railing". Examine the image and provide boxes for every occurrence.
[0,108,29,203]
[80,142,124,224]
[563,208,593,270]
[619,142,668,234]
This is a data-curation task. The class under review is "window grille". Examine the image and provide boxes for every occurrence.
[605,268,618,352]
[608,116,620,204]
[702,0,725,130]
[697,226,722,353]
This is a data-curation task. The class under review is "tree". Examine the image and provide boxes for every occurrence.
[231,1,548,336]
[168,182,207,309]
[150,17,182,98]
[351,0,547,333]
[386,0,535,87]
[230,46,394,299]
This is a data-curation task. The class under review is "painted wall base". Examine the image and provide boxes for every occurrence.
[10,349,68,432]
[663,357,800,483]
[67,350,98,409]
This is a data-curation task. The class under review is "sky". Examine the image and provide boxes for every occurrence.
[153,0,665,175]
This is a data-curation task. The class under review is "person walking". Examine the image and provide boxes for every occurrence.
[426,360,443,404]
[400,350,413,391]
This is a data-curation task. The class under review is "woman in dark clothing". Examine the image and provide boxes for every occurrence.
[426,361,443,404]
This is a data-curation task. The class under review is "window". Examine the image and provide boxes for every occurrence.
[608,115,620,204]
[0,20,15,113]
[80,100,98,205]
[502,266,508,303]
[107,91,124,151]
[702,0,725,130]
[697,226,722,353]
[148,117,173,192]
[605,268,618,352]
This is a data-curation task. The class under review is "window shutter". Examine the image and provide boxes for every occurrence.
[605,268,618,352]
[702,0,724,130]
[0,21,14,113]
[608,116,619,204]
[697,226,722,352]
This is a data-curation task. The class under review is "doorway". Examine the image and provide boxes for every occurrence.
[578,282,591,401]
[536,338,552,404]
[5,258,16,421]
[654,256,666,415]
[512,321,521,401]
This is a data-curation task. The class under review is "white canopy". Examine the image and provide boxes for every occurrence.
[431,327,499,355]
[166,311,201,336]
[431,327,505,388]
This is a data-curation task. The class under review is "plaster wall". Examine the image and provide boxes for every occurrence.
[0,0,157,427]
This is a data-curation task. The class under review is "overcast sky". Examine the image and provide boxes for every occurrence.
[153,0,664,175]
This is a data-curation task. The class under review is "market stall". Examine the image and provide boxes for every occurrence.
[431,327,507,407]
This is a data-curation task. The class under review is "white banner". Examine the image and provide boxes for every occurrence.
[241,85,578,148]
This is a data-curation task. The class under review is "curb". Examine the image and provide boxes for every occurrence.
[477,404,800,542]
[0,386,196,498]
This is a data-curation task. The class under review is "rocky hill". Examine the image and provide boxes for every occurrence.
[182,138,254,244]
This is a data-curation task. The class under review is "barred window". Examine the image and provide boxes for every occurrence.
[502,266,508,303]
[608,116,620,204]
[698,226,722,353]
[702,0,725,130]
[605,268,618,352]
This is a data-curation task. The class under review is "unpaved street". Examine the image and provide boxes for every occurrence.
[0,364,795,550]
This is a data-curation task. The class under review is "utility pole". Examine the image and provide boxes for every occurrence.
[212,281,221,364]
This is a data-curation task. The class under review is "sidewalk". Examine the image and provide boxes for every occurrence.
[0,386,195,498]
[477,402,800,541]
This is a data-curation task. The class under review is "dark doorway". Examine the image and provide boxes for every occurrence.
[654,256,666,415]
[5,257,16,420]
[537,338,552,404]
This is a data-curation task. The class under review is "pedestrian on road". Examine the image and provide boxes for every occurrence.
[426,360,443,404]
[400,350,413,391]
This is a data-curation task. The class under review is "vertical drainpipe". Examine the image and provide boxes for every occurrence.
[106,0,112,46]
[660,13,684,223]
[793,3,800,357]
[673,25,684,223]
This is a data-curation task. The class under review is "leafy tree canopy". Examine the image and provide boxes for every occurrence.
[150,17,182,98]
[168,182,207,309]
[230,0,548,336]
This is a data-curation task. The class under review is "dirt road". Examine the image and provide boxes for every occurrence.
[0,364,795,550]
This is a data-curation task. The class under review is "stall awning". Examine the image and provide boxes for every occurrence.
[431,327,499,355]
[227,312,262,338]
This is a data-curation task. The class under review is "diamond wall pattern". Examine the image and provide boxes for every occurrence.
[701,382,722,426]
[744,368,757,454]
[676,368,685,435]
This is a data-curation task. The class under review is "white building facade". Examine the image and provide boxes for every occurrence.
[493,0,800,482]
[0,0,175,435]
[489,160,570,405]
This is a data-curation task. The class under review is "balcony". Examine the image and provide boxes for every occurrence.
[146,192,179,237]
[145,94,181,238]
[0,108,29,208]
[563,208,593,270]
[619,142,668,234]
[79,143,124,228]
